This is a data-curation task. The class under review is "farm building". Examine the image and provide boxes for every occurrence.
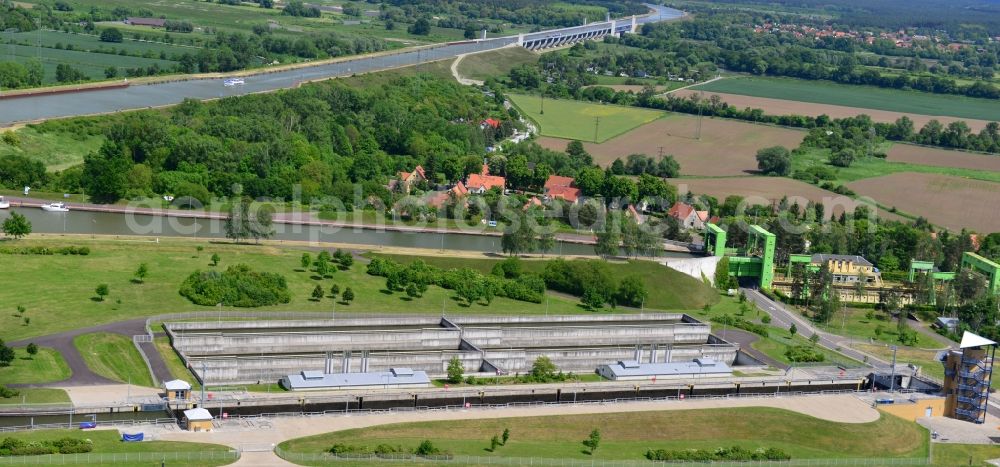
[668,202,712,230]
[281,368,431,391]
[163,379,192,401]
[182,408,213,432]
[597,358,732,381]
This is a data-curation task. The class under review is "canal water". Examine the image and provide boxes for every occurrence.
[2,207,696,258]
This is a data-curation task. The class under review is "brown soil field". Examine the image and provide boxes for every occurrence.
[667,176,894,220]
[536,115,805,177]
[887,145,1000,172]
[847,173,1000,232]
[673,90,994,132]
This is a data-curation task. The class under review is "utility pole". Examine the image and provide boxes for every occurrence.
[657,146,664,158]
[889,345,898,392]
[695,101,703,140]
[540,94,544,115]
[594,116,600,143]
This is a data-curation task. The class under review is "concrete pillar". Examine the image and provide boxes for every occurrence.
[361,351,369,372]
[650,344,658,363]
[517,33,524,46]
[324,352,334,373]
[633,345,641,362]
[631,16,637,33]
[342,351,351,373]
[665,344,673,363]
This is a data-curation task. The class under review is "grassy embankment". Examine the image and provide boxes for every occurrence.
[73,333,155,387]
[692,76,1000,122]
[0,346,73,405]
[0,428,234,466]
[508,93,665,142]
[456,47,539,82]
[0,237,716,343]
[278,408,937,462]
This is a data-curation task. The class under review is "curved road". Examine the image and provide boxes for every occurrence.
[0,5,684,126]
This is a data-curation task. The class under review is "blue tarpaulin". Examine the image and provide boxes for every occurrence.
[122,433,144,442]
[79,422,96,429]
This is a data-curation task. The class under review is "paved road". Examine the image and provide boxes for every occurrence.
[741,288,891,369]
[0,5,684,126]
[714,328,787,369]
[8,318,171,388]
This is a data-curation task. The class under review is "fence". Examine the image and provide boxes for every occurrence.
[0,450,239,465]
[274,448,929,466]
[0,418,176,433]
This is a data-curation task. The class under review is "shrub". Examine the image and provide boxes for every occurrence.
[712,314,769,337]
[784,344,825,362]
[646,446,790,462]
[179,264,290,307]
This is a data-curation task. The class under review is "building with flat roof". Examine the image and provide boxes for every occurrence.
[597,358,732,381]
[182,408,213,431]
[163,379,192,401]
[281,368,431,391]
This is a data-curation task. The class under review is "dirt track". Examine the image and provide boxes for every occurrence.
[674,90,994,132]
[537,116,805,176]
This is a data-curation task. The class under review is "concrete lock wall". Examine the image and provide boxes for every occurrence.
[172,329,462,355]
[451,314,685,326]
[461,325,709,348]
[168,317,442,332]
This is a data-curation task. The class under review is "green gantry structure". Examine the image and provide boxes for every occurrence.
[907,252,1000,303]
[703,223,776,289]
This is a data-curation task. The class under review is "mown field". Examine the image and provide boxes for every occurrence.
[0,346,71,384]
[508,94,664,142]
[0,236,716,342]
[887,145,1000,172]
[278,408,930,461]
[692,77,1000,122]
[74,332,156,387]
[536,115,805,175]
[456,47,539,82]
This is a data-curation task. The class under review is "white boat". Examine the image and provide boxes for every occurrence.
[223,78,245,87]
[0,196,8,209]
[40,202,69,212]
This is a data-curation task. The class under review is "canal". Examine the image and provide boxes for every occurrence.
[2,207,697,258]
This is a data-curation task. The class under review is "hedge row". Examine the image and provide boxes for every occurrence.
[0,246,90,255]
[645,446,791,462]
[0,437,93,456]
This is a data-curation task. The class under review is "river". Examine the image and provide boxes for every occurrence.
[2,207,697,258]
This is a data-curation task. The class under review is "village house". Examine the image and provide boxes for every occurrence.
[424,181,468,210]
[667,202,713,230]
[466,164,505,194]
[543,174,581,204]
[387,165,426,195]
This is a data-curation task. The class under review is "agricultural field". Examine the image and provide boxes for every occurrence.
[887,145,1000,172]
[0,42,177,83]
[508,94,665,142]
[666,176,889,220]
[0,237,716,343]
[536,115,805,176]
[455,47,539,82]
[692,77,1000,123]
[673,89,994,132]
[278,407,931,461]
[790,146,1000,186]
[847,173,1000,232]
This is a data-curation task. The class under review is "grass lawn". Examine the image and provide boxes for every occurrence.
[508,93,665,142]
[790,146,1000,185]
[692,76,1000,122]
[815,307,942,350]
[751,325,863,368]
[154,336,201,390]
[278,407,929,461]
[73,333,155,388]
[0,346,72,384]
[0,238,714,343]
[932,443,1000,466]
[854,343,946,382]
[0,428,234,466]
[0,388,71,405]
[373,253,719,311]
[457,47,539,82]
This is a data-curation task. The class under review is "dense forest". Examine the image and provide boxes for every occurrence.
[381,0,648,28]
[0,76,512,205]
